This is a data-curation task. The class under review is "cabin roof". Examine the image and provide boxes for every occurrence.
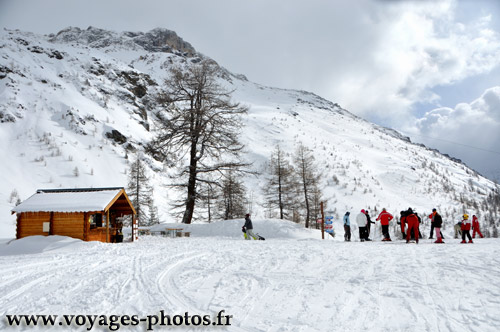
[12,187,132,214]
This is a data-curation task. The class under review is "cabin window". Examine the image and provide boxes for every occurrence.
[89,214,103,229]
[43,222,50,233]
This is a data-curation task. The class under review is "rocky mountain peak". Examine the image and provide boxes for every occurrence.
[48,26,197,56]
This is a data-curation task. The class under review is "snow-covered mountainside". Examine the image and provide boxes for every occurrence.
[1,26,499,237]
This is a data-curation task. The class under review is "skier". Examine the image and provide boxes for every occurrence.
[472,215,484,239]
[376,208,393,241]
[405,208,420,244]
[454,221,462,238]
[365,210,375,239]
[343,212,351,241]
[356,209,370,242]
[432,209,444,243]
[243,213,258,240]
[428,208,445,240]
[461,214,473,243]
[399,210,407,239]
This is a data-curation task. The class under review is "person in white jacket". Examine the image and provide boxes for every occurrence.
[356,209,370,242]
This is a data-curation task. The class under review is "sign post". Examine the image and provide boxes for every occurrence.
[321,202,325,240]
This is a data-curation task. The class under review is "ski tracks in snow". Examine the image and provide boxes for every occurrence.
[2,237,500,331]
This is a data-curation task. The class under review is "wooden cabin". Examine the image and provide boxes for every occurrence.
[12,187,137,243]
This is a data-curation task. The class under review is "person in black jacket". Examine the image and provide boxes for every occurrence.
[428,208,445,239]
[243,214,258,240]
[365,210,375,240]
[431,209,444,243]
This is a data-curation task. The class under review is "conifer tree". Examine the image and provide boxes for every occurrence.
[127,157,153,226]
[264,145,298,220]
[293,143,321,228]
[217,169,247,220]
[148,194,160,226]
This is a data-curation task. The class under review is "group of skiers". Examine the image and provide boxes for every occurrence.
[343,208,485,244]
[241,209,485,244]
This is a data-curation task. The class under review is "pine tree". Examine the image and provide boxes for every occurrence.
[127,157,153,227]
[293,143,321,228]
[198,181,217,223]
[148,195,160,226]
[217,169,247,220]
[264,145,298,220]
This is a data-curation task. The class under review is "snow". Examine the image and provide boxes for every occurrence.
[1,220,500,331]
[12,189,123,213]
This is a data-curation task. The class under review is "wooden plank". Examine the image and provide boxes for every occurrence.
[106,210,110,243]
[83,212,88,241]
[49,212,54,235]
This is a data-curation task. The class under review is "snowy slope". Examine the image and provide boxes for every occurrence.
[0,27,499,238]
[1,229,500,332]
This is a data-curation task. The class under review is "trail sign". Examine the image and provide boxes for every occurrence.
[325,216,334,233]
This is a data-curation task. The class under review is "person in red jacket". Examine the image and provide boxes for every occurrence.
[406,208,419,244]
[461,214,473,243]
[472,215,484,238]
[377,208,393,241]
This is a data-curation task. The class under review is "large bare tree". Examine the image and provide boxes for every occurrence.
[148,60,249,224]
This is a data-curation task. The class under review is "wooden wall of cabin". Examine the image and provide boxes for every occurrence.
[16,212,85,240]
[16,212,50,238]
[52,212,84,240]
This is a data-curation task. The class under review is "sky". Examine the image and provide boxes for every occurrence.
[0,0,499,181]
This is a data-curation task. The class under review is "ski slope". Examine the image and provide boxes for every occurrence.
[1,220,500,332]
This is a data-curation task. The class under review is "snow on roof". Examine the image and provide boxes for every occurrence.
[12,188,123,213]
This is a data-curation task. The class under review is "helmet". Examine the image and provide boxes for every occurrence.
[245,213,250,217]
[382,208,386,211]
[361,209,365,214]
[463,214,469,220]
[432,208,436,212]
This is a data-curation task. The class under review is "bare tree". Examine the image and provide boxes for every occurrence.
[264,145,298,220]
[293,143,321,228]
[148,60,249,224]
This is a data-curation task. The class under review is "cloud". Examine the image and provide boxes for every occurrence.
[413,86,500,180]
[329,0,500,126]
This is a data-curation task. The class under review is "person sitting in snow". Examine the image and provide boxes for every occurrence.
[343,211,351,242]
[472,215,484,239]
[461,214,473,243]
[376,208,393,241]
[243,213,258,240]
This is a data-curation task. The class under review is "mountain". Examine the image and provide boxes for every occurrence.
[0,26,499,237]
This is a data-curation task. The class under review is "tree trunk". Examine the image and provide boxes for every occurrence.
[182,142,198,224]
